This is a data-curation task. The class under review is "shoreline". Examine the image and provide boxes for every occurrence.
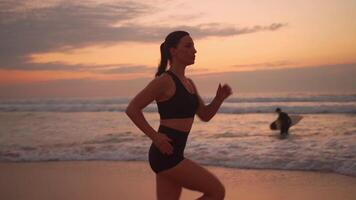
[0,160,356,178]
[1,159,354,178]
[1,161,356,200]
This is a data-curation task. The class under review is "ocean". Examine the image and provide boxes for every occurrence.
[0,93,355,176]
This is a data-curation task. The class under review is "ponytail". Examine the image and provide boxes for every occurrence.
[155,31,189,77]
[155,42,168,77]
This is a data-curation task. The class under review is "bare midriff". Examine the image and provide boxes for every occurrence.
[160,118,194,133]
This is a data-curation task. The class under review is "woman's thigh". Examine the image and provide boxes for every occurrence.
[156,174,182,200]
[159,159,225,195]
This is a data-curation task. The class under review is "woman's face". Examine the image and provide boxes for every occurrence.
[171,35,197,66]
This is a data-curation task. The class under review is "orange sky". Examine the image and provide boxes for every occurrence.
[0,0,355,97]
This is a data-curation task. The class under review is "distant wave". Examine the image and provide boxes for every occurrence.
[1,94,355,114]
[1,139,355,177]
[225,94,356,103]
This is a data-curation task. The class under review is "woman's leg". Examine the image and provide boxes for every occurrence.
[156,174,182,200]
[159,158,225,200]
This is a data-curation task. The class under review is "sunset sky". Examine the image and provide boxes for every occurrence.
[0,0,355,98]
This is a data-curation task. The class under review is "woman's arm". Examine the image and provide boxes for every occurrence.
[126,75,173,154]
[189,79,232,122]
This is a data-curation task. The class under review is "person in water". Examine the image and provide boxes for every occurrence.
[126,30,232,200]
[275,108,291,136]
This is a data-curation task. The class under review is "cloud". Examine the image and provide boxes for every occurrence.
[94,65,155,74]
[191,63,356,95]
[232,60,294,69]
[0,61,155,75]
[189,23,287,39]
[0,1,287,71]
[0,1,152,66]
[1,63,354,99]
[1,62,88,71]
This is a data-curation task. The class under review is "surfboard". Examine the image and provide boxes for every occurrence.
[270,115,303,130]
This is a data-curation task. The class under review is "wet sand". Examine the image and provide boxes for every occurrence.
[1,161,355,200]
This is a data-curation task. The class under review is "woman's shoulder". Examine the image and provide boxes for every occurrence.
[155,72,173,83]
[149,72,174,89]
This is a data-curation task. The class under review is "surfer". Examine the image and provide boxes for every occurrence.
[275,108,291,136]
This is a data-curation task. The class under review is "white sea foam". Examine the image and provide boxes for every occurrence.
[0,112,355,177]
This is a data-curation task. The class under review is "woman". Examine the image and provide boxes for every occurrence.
[126,30,232,200]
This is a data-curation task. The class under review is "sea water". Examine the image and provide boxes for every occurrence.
[0,93,355,176]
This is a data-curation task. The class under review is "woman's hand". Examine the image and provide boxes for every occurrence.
[152,133,174,155]
[216,83,232,101]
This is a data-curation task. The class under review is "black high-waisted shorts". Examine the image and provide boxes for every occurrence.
[149,125,189,173]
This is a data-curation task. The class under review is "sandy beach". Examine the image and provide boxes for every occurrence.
[1,161,355,200]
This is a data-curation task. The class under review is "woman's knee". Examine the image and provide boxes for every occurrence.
[211,181,225,199]
[159,159,225,199]
[201,179,225,200]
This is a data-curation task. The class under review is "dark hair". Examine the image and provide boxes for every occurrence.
[155,31,189,77]
[275,108,281,112]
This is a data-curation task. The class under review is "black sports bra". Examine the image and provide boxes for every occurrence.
[157,71,199,119]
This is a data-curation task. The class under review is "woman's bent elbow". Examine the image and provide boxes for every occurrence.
[199,115,212,122]
[125,105,136,118]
